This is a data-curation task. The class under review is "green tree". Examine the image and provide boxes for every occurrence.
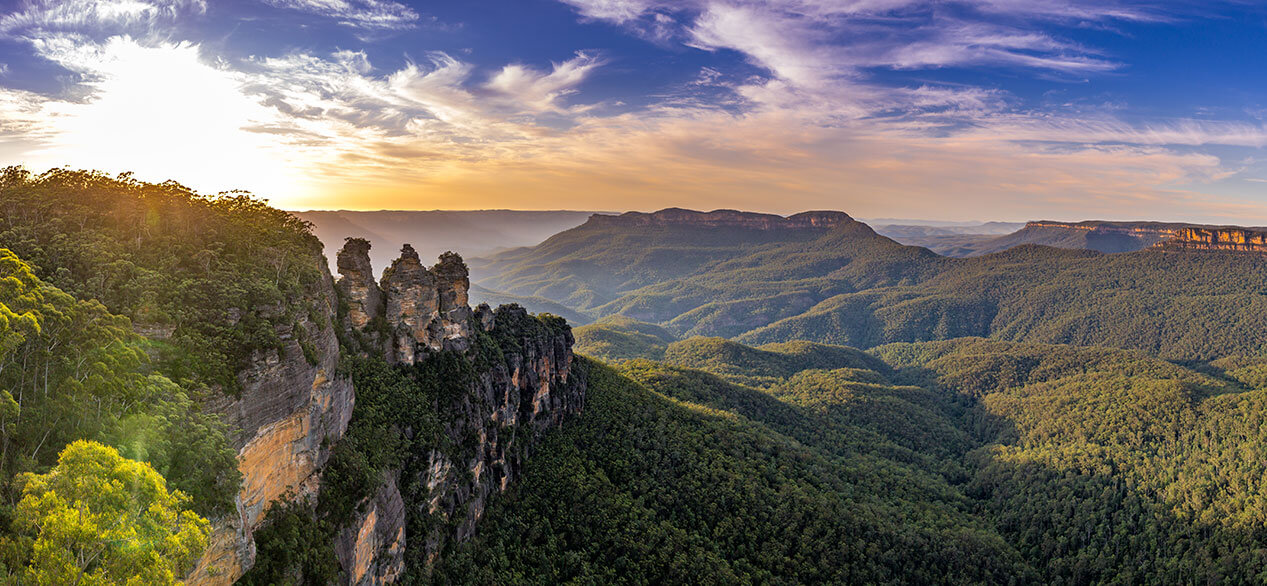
[12,440,210,585]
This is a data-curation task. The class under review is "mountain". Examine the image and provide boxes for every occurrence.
[476,208,1267,361]
[10,174,1267,584]
[294,210,594,274]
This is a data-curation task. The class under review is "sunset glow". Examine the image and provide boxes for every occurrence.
[1,0,1266,221]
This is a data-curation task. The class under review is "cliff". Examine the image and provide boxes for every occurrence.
[188,237,583,585]
[331,240,586,584]
[189,254,355,584]
[1157,227,1267,253]
[1023,221,1267,254]
[586,208,851,230]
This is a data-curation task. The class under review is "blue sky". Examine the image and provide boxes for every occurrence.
[1,0,1267,222]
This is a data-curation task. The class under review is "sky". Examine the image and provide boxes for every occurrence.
[1,0,1267,222]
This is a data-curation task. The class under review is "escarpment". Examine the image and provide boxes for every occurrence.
[1158,226,1267,252]
[190,255,355,585]
[189,237,583,585]
[331,239,586,584]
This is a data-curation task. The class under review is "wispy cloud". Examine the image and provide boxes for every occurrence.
[486,52,603,113]
[261,0,420,31]
[0,0,204,37]
[0,0,1263,223]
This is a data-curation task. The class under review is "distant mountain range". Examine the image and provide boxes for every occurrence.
[881,219,1267,256]
[472,208,1267,361]
[292,209,595,273]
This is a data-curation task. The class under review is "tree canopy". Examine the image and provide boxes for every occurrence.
[11,440,210,585]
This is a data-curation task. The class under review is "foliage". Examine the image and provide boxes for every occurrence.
[432,357,1027,584]
[236,497,337,586]
[0,249,238,517]
[10,440,209,585]
[437,332,1267,584]
[572,316,676,362]
[0,167,325,394]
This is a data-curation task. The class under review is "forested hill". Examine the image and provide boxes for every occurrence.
[474,208,1267,361]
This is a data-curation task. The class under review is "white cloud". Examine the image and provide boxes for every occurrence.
[261,0,419,30]
[0,0,204,37]
[485,52,602,112]
[0,36,307,199]
[688,4,844,88]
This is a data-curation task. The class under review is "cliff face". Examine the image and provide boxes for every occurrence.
[1025,220,1184,238]
[1023,221,1267,254]
[190,256,355,585]
[587,208,852,230]
[1160,227,1267,252]
[187,237,583,585]
[333,241,585,584]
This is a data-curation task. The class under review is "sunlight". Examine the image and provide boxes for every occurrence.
[30,37,304,202]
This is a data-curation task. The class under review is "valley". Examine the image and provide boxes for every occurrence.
[4,173,1267,584]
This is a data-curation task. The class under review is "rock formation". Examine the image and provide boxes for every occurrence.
[187,238,584,585]
[376,244,474,362]
[1159,227,1267,253]
[1023,221,1267,254]
[332,240,585,584]
[337,237,383,330]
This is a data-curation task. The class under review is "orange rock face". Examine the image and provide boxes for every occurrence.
[188,258,355,585]
[1162,227,1267,252]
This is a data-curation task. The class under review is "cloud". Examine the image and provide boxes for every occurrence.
[561,0,1151,86]
[0,0,1262,224]
[261,0,420,30]
[0,36,307,199]
[485,52,602,112]
[0,0,205,37]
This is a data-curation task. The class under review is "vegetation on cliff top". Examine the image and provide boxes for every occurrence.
[0,167,326,394]
[6,440,210,584]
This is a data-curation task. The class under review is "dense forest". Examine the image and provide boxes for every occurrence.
[438,320,1267,584]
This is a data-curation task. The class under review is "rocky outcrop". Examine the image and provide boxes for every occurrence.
[1025,221,1267,253]
[376,245,474,362]
[190,255,355,585]
[1025,220,1185,238]
[337,237,383,330]
[334,240,586,583]
[416,304,583,566]
[587,208,851,230]
[1158,227,1267,253]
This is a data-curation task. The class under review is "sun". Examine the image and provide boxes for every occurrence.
[29,37,306,204]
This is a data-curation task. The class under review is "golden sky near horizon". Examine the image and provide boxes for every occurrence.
[2,1,1267,223]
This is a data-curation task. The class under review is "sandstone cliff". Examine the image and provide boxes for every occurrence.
[189,254,355,585]
[188,237,583,585]
[1158,227,1267,253]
